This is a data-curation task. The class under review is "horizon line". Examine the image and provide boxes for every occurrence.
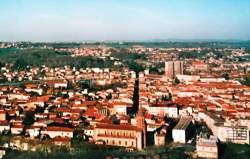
[0,39,250,43]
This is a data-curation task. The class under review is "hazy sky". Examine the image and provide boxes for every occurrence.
[0,0,250,42]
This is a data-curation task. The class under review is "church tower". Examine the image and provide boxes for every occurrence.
[136,105,146,148]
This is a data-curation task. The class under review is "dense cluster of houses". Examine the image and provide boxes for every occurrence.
[0,45,250,159]
[0,67,139,148]
[55,47,112,58]
[0,64,127,84]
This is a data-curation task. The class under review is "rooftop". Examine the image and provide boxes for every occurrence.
[173,116,192,130]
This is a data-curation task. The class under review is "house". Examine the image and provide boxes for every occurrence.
[154,125,167,146]
[196,135,218,159]
[25,88,43,95]
[110,101,132,115]
[144,102,179,118]
[0,148,6,159]
[84,127,95,137]
[26,126,41,138]
[176,75,200,83]
[155,133,166,146]
[191,61,208,71]
[54,82,68,88]
[52,137,71,147]
[0,120,10,133]
[41,126,74,138]
[11,125,24,135]
[0,110,6,121]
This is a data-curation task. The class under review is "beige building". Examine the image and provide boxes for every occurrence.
[0,148,6,159]
[154,133,166,146]
[0,110,6,121]
[196,135,218,159]
[93,106,147,150]
[94,123,144,150]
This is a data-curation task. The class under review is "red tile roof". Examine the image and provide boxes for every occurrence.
[47,126,74,132]
[96,123,141,131]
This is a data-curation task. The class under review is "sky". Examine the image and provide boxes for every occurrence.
[0,0,250,42]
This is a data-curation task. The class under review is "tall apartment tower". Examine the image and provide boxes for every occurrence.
[165,61,184,80]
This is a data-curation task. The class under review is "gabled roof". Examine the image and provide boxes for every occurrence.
[96,123,141,131]
[46,126,74,132]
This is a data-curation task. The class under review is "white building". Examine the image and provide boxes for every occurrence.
[11,125,24,135]
[172,116,193,143]
[0,121,10,133]
[25,88,43,95]
[54,82,68,88]
[143,102,179,118]
[26,126,41,138]
[200,112,250,145]
[41,126,74,138]
[176,75,200,83]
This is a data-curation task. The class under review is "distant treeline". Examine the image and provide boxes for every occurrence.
[0,49,114,69]
[1,41,250,49]
[111,49,147,60]
[111,49,146,72]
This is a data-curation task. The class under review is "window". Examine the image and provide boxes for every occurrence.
[125,141,127,145]
[112,140,115,145]
[119,140,121,145]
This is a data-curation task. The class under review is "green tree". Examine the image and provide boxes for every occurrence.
[241,77,250,86]
[223,73,230,80]
[23,111,35,126]
[174,78,180,85]
[106,93,112,100]
[13,58,28,70]
[0,61,4,68]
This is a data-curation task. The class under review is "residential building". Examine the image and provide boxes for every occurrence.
[196,135,218,159]
[165,61,184,80]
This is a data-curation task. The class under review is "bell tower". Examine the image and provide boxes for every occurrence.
[136,105,146,148]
